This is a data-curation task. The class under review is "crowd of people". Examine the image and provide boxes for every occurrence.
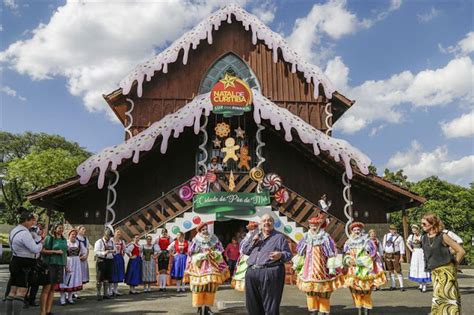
[2,207,466,315]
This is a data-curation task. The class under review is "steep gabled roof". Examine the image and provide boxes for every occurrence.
[77,89,370,189]
[119,4,335,100]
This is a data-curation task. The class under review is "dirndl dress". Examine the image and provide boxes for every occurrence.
[77,235,89,283]
[111,254,125,283]
[59,241,83,292]
[125,244,142,286]
[142,245,157,284]
[408,235,431,283]
[171,253,187,280]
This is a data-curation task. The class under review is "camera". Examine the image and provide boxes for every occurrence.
[30,225,39,233]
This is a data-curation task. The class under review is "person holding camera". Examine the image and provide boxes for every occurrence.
[4,207,43,315]
[40,222,67,315]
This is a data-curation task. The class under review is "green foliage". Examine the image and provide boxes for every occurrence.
[0,131,90,224]
[384,171,474,265]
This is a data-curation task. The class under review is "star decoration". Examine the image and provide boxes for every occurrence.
[235,126,246,139]
[212,138,221,148]
[219,73,236,89]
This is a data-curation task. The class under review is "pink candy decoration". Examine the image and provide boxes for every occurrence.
[205,171,217,183]
[179,185,194,201]
[275,188,289,204]
[262,173,282,193]
[190,175,208,193]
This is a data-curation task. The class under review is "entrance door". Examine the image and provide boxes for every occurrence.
[214,219,248,248]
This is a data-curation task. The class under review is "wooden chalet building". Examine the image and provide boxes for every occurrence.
[28,5,425,249]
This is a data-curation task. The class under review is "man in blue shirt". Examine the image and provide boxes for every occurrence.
[241,213,292,315]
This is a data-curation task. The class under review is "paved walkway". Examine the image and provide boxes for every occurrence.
[1,264,473,314]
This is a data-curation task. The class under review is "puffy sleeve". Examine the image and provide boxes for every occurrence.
[296,237,307,256]
[323,235,337,258]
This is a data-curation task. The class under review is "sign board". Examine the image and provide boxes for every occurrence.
[210,73,252,117]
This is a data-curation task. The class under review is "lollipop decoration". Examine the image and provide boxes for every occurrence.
[190,175,208,194]
[205,171,217,183]
[214,122,231,138]
[274,188,289,204]
[178,185,194,201]
[262,173,282,193]
[249,167,265,182]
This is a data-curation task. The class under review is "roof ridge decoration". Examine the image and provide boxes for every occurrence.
[119,4,335,99]
[77,90,370,189]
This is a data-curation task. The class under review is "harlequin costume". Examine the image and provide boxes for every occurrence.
[293,214,344,314]
[343,222,386,314]
[157,232,171,290]
[185,223,229,314]
[231,221,258,291]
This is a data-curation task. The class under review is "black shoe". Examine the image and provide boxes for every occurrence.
[103,295,111,300]
[196,307,202,315]
[204,306,214,315]
[389,287,396,291]
[97,295,103,301]
[400,288,406,292]
[29,302,39,307]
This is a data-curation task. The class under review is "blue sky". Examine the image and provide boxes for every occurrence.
[1,0,473,186]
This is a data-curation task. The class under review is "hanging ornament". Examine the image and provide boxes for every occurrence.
[229,170,236,192]
[212,138,221,148]
[190,175,208,194]
[221,138,240,164]
[274,188,290,204]
[215,122,231,138]
[234,126,246,139]
[249,167,265,182]
[178,185,194,201]
[262,173,282,193]
[238,145,251,171]
[205,171,217,183]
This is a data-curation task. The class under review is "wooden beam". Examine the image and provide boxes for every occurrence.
[401,204,410,262]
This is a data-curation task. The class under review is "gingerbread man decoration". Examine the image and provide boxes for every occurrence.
[238,145,251,171]
[221,138,240,164]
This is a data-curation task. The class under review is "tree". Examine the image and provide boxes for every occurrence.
[0,131,90,224]
[385,173,474,265]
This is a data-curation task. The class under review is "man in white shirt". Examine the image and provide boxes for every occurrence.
[94,228,115,301]
[383,224,406,291]
[5,208,43,315]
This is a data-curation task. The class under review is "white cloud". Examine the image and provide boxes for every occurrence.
[417,7,440,23]
[369,124,385,137]
[250,0,276,24]
[386,140,474,186]
[286,0,402,65]
[441,109,474,138]
[0,25,3,32]
[3,0,18,10]
[331,56,474,133]
[439,32,474,57]
[0,0,248,121]
[0,85,27,101]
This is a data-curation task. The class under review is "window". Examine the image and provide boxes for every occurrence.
[199,53,260,94]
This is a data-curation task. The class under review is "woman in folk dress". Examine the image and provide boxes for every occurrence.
[156,229,171,291]
[407,224,431,292]
[75,226,89,299]
[125,235,142,294]
[142,235,159,293]
[110,229,126,296]
[59,229,85,305]
[168,232,189,292]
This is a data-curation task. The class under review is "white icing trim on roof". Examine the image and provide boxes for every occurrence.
[119,4,335,99]
[77,90,370,189]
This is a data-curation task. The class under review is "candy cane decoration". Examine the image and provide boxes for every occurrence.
[104,170,119,231]
[342,171,353,238]
[256,124,266,192]
[256,124,266,167]
[125,98,135,139]
[324,102,333,136]
[197,115,208,174]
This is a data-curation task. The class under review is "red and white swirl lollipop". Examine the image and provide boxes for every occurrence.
[205,171,217,183]
[262,173,282,193]
[190,175,208,194]
[178,185,194,201]
[274,188,289,204]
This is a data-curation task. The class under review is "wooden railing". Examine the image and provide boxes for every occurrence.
[114,171,347,247]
